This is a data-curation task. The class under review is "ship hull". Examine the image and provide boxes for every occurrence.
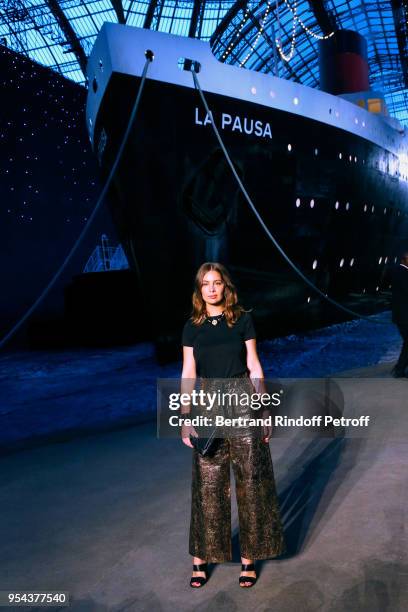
[91,69,408,346]
[84,18,408,357]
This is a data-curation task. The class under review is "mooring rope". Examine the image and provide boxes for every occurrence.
[0,52,154,350]
[191,67,390,324]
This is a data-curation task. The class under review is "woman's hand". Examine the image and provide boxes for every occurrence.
[181,423,199,448]
[261,410,273,443]
[262,422,273,443]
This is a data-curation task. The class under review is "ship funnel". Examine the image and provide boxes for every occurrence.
[319,30,369,94]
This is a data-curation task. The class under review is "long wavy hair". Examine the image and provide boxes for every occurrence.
[190,262,247,328]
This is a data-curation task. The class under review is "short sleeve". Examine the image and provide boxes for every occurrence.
[243,312,256,340]
[182,319,196,347]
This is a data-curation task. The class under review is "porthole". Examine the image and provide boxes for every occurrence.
[310,199,315,208]
[312,260,318,270]
[350,258,354,266]
[378,257,382,264]
[335,201,340,210]
[296,198,301,207]
[339,258,344,268]
[346,202,350,210]
[288,144,292,151]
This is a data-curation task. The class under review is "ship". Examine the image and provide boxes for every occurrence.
[85,22,408,356]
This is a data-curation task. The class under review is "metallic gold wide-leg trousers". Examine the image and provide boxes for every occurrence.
[189,434,286,563]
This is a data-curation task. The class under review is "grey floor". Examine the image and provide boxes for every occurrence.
[1,363,407,611]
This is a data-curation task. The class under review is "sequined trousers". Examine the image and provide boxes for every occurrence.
[189,374,286,563]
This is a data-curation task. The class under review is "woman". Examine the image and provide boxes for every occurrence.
[181,262,285,588]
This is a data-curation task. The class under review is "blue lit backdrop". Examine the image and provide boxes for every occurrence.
[0,44,115,342]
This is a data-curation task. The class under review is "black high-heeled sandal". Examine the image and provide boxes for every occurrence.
[239,563,257,587]
[190,563,208,588]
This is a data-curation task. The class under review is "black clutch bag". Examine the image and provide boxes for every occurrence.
[189,428,218,457]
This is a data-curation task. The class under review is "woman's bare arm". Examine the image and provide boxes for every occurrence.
[245,339,272,442]
[181,346,198,447]
[245,338,264,380]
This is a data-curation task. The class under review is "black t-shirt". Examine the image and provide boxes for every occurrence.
[182,311,256,378]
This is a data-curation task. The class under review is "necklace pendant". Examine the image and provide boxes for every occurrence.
[212,319,218,326]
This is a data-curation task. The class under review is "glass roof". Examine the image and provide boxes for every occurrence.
[0,0,407,125]
[212,0,408,124]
